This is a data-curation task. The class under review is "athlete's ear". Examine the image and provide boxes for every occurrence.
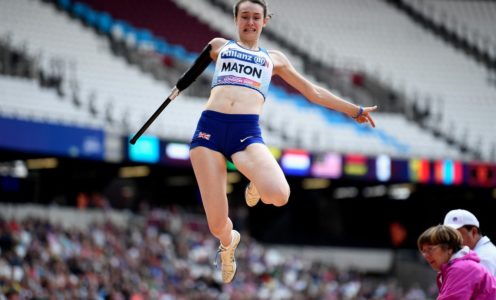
[263,16,269,27]
[263,13,273,27]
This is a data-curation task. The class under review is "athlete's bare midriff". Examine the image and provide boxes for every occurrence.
[206,85,265,115]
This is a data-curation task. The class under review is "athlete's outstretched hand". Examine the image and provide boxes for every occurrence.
[354,105,377,128]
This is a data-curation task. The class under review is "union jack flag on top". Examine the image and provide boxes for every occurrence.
[197,131,211,140]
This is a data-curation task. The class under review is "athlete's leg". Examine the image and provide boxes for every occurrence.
[190,146,241,283]
[232,143,290,206]
[190,146,233,246]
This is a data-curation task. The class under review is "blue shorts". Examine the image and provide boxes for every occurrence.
[190,110,265,160]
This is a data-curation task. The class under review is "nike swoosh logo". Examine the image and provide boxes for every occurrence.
[240,136,254,143]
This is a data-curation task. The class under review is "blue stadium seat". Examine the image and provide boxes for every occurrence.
[57,0,71,11]
[111,20,133,41]
[83,7,98,27]
[96,12,113,34]
[136,29,154,50]
[169,44,187,60]
[154,38,171,55]
[71,2,89,19]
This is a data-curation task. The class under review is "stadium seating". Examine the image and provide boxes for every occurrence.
[213,0,495,161]
[0,0,189,140]
[405,0,496,60]
[0,0,487,161]
[0,77,101,128]
[1,2,494,298]
[172,0,469,160]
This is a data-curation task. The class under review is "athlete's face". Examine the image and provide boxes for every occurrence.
[235,2,267,42]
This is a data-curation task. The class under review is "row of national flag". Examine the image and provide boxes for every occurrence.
[127,137,496,187]
[278,149,495,187]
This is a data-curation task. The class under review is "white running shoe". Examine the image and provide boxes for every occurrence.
[244,182,260,207]
[218,230,241,283]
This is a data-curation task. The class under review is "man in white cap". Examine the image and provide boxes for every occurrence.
[444,209,496,275]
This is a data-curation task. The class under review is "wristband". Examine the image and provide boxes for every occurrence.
[353,106,364,119]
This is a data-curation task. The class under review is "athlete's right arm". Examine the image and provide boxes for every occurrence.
[208,37,229,61]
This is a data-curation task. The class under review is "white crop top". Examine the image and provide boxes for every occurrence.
[211,40,273,99]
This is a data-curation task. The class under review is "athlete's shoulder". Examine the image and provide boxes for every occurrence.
[208,38,231,60]
[268,49,289,59]
[209,38,230,50]
[268,49,290,68]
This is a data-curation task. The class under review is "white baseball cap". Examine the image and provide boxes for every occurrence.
[444,209,480,229]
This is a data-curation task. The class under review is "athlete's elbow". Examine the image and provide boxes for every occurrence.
[305,87,324,104]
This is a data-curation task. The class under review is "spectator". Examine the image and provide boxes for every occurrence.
[418,224,496,299]
[443,209,496,275]
[0,206,430,300]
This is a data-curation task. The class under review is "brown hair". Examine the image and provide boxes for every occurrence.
[233,0,272,19]
[417,225,463,252]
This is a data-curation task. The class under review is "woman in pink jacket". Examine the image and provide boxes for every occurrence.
[418,225,496,299]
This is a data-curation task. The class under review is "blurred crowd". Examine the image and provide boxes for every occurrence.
[0,207,433,300]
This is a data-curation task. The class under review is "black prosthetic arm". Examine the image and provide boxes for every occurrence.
[130,44,213,145]
[176,43,213,91]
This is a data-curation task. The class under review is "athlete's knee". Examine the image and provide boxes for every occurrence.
[273,186,290,207]
[263,183,290,207]
[208,217,232,238]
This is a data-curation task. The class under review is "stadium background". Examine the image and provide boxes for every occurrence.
[0,0,495,298]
